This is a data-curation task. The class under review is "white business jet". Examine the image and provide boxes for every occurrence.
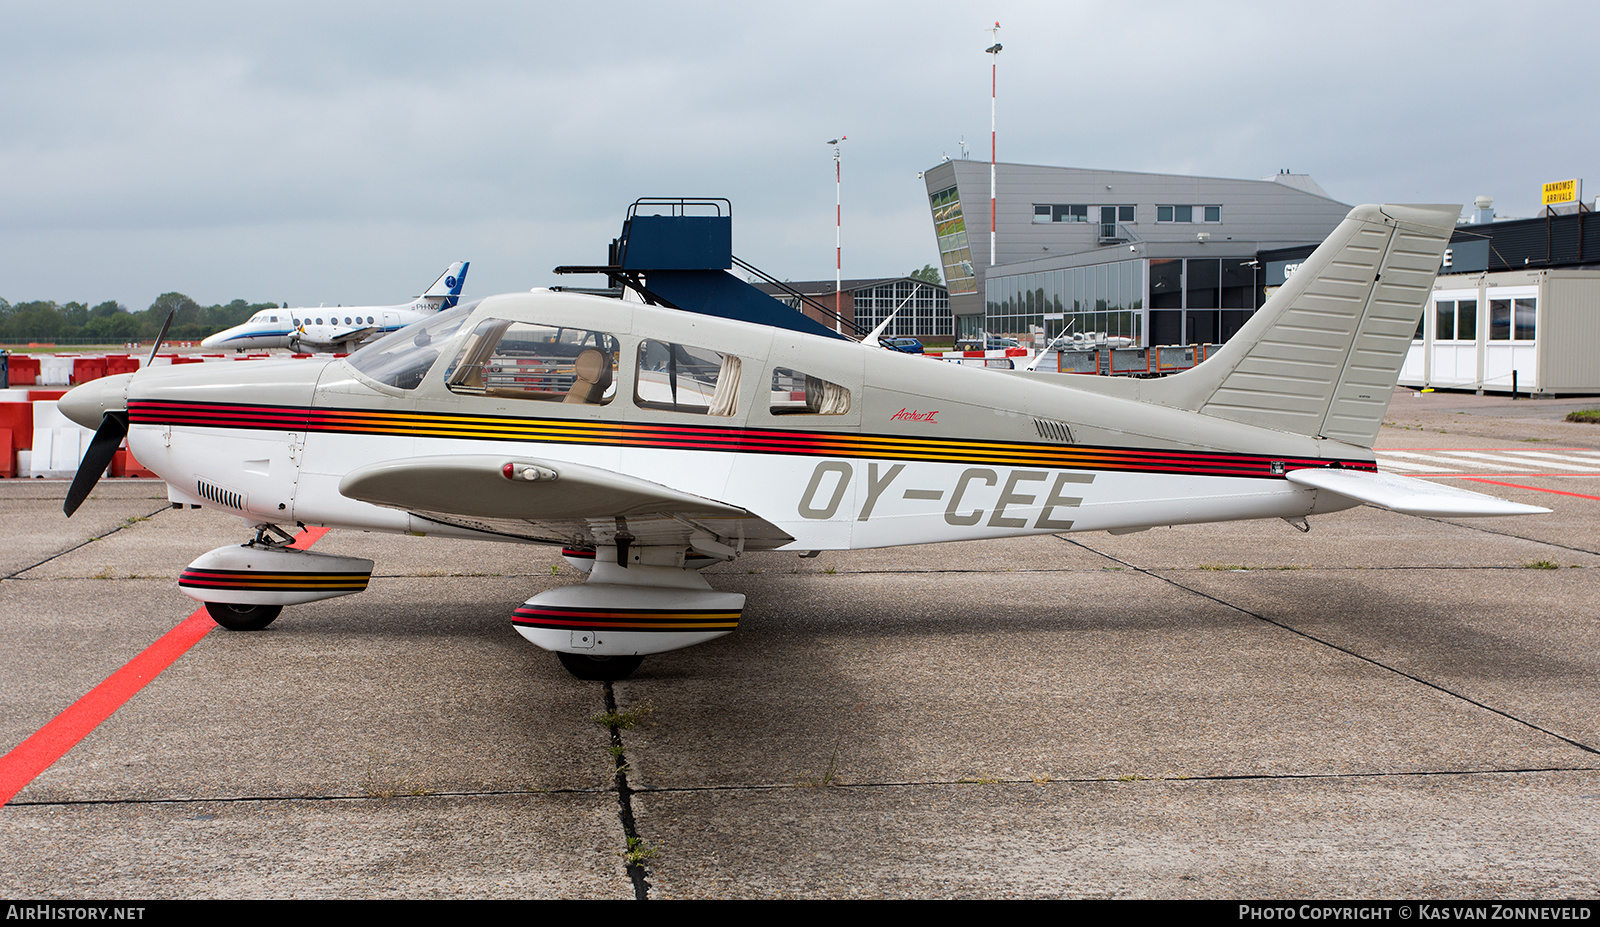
[200,261,469,352]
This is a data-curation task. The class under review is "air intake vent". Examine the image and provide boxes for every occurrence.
[196,479,246,511]
[1034,419,1074,443]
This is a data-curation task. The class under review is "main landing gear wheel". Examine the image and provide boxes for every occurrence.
[204,601,283,631]
[557,652,644,682]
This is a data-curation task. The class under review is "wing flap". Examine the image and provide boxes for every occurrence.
[338,455,794,549]
[1286,468,1550,517]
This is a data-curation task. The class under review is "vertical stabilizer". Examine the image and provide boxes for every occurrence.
[1148,204,1457,447]
[419,261,470,307]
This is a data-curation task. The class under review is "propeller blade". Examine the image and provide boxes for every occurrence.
[63,412,128,517]
[147,309,175,367]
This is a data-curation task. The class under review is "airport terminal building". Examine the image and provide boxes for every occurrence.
[753,277,951,340]
[922,160,1351,346]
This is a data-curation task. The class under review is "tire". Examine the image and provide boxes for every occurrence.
[557,651,644,681]
[204,601,283,631]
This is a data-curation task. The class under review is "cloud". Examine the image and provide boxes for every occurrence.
[2,0,1595,310]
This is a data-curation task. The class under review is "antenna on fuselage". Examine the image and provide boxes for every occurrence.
[861,283,925,347]
[1024,319,1076,372]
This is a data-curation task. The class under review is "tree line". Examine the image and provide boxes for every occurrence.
[4,267,944,346]
[0,293,280,345]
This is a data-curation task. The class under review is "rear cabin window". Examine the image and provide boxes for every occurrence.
[634,340,742,416]
[445,319,620,404]
[770,367,852,414]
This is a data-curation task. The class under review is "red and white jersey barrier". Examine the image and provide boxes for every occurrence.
[931,346,1030,369]
[0,349,339,478]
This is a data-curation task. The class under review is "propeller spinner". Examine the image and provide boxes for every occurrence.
[60,309,170,516]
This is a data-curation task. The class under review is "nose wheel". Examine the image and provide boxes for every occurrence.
[557,652,644,681]
[204,601,283,632]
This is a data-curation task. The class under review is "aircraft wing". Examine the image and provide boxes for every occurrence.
[337,454,794,553]
[1286,468,1550,517]
[293,326,380,352]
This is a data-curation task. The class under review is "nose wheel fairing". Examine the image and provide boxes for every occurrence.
[178,541,375,608]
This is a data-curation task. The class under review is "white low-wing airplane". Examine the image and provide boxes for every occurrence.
[60,205,1547,680]
[199,261,469,353]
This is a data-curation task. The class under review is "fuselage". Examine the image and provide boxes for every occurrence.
[199,300,443,352]
[116,289,1372,551]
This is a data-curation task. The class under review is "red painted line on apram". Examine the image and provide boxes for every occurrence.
[1407,472,1600,480]
[0,527,329,807]
[1380,447,1595,452]
[1458,478,1600,502]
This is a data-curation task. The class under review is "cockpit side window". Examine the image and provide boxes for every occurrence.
[634,340,742,416]
[444,319,621,405]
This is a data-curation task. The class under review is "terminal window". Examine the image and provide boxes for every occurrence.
[1035,204,1089,223]
[1488,298,1537,341]
[1034,204,1134,224]
[1157,205,1222,223]
[1434,299,1477,342]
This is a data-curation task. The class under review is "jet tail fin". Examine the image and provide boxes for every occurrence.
[419,261,470,307]
[1145,204,1457,448]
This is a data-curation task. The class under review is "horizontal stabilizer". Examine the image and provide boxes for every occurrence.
[1286,468,1549,517]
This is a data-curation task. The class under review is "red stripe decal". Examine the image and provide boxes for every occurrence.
[513,604,739,631]
[0,527,329,807]
[129,400,1377,478]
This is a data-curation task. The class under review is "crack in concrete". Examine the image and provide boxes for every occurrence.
[1425,516,1600,557]
[3,502,172,581]
[600,682,652,901]
[12,762,1597,815]
[624,765,1600,791]
[785,563,1593,575]
[1061,536,1600,758]
[2,787,610,807]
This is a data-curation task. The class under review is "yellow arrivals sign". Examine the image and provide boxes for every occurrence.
[1542,178,1580,206]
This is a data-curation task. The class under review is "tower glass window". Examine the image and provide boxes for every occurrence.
[930,186,977,295]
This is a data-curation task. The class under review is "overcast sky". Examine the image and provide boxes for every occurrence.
[2,0,1595,312]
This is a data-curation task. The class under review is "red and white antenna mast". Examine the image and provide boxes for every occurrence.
[828,135,847,333]
[985,23,1001,268]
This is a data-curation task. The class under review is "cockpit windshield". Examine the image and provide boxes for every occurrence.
[345,300,479,390]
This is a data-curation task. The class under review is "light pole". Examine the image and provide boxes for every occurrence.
[986,24,1001,269]
[828,136,847,333]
